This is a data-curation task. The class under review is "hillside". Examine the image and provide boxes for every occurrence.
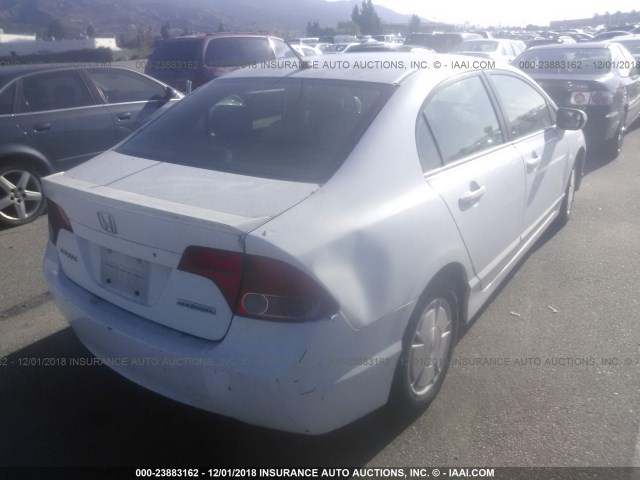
[0,0,414,37]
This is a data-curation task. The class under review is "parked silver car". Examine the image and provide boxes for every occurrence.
[44,54,586,434]
[0,65,181,226]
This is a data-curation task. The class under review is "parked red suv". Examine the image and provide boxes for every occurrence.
[144,33,296,91]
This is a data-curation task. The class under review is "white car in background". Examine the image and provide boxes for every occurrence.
[44,53,586,434]
[291,43,323,56]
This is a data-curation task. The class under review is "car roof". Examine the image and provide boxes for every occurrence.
[220,52,513,85]
[165,33,279,40]
[460,39,506,44]
[0,64,132,87]
[525,41,617,51]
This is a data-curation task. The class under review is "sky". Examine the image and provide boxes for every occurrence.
[331,0,640,27]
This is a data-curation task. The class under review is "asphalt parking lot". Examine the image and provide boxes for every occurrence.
[1,122,639,469]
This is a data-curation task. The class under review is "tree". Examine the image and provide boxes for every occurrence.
[336,21,358,35]
[351,5,360,26]
[351,0,382,35]
[86,24,96,38]
[160,22,171,41]
[409,14,421,32]
[305,20,337,38]
[46,19,66,40]
[306,20,321,36]
[216,21,225,33]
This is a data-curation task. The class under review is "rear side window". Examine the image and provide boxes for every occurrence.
[117,78,394,183]
[490,74,553,139]
[19,70,94,113]
[424,75,503,164]
[0,83,15,115]
[205,38,276,67]
[88,69,166,103]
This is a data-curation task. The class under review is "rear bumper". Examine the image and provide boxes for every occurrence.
[44,243,405,434]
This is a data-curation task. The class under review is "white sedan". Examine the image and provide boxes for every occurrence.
[43,53,587,434]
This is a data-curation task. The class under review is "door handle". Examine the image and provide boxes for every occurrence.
[459,185,486,207]
[526,152,541,170]
[116,112,132,120]
[32,122,51,132]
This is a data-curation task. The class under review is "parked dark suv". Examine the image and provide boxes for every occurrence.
[144,33,296,91]
[0,65,180,226]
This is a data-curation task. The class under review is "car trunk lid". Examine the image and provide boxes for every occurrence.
[44,151,319,340]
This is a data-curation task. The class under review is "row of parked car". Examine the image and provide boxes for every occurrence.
[1,31,639,229]
[319,33,640,158]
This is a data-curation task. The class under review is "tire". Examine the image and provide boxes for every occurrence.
[390,282,459,414]
[555,162,577,227]
[0,164,47,227]
[604,110,627,159]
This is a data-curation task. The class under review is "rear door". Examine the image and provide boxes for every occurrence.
[85,68,178,140]
[16,69,116,170]
[420,73,526,290]
[486,72,568,242]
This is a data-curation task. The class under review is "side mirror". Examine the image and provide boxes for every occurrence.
[164,86,176,100]
[557,107,587,131]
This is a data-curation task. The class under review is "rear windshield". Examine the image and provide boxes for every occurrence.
[205,37,275,67]
[517,48,613,74]
[149,39,201,66]
[117,77,394,183]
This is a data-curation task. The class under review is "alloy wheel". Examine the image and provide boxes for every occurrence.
[0,169,45,223]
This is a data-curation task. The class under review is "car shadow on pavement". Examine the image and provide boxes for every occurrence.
[0,327,417,468]
[456,211,564,341]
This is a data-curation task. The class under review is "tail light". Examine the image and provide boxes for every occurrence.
[48,200,73,245]
[569,83,613,106]
[178,247,338,322]
[178,247,243,309]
